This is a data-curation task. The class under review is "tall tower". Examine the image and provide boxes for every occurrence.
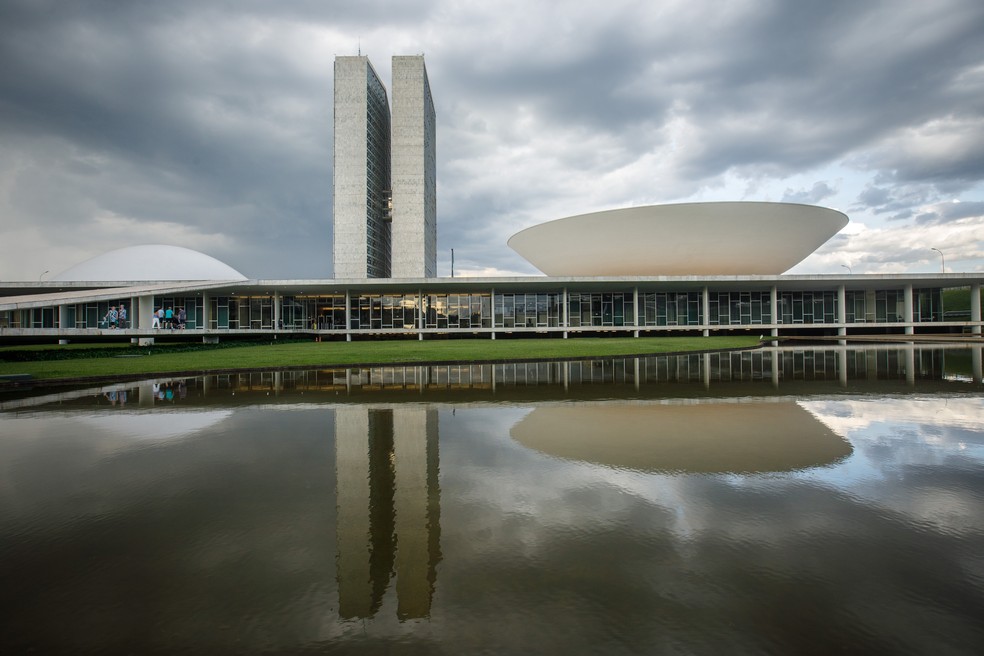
[333,56,392,278]
[390,56,437,278]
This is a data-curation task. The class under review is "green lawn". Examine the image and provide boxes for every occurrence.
[0,336,761,381]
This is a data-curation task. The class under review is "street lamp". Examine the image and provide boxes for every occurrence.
[841,265,852,275]
[931,248,945,273]
[39,270,49,281]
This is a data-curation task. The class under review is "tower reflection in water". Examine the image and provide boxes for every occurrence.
[335,406,441,620]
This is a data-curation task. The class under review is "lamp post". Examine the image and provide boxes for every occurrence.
[39,270,49,281]
[451,249,455,278]
[931,248,945,273]
[840,265,852,275]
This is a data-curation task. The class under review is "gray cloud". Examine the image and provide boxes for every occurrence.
[781,181,837,204]
[1,0,983,278]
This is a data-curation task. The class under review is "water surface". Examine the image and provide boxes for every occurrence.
[2,346,983,654]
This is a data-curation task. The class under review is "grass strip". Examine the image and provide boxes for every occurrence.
[0,336,760,382]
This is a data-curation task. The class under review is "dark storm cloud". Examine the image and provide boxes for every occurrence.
[675,1,984,180]
[0,0,335,276]
[1,0,983,278]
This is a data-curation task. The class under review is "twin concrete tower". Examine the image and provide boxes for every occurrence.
[333,55,436,279]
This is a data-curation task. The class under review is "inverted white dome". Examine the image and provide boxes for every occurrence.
[52,245,248,282]
[507,202,849,276]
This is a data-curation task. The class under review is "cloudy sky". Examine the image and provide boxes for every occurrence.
[1,0,983,280]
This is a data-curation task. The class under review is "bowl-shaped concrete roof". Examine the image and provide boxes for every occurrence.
[52,245,248,282]
[507,201,849,276]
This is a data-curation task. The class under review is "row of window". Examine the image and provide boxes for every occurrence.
[0,289,947,329]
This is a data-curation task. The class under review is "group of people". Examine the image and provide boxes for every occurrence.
[152,306,187,329]
[102,304,128,329]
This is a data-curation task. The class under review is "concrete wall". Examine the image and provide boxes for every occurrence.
[391,56,437,278]
[333,57,391,279]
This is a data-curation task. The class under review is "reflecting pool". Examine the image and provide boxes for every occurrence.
[2,346,984,654]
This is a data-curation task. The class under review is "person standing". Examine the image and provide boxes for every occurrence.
[164,307,174,329]
[104,306,118,329]
[152,308,162,329]
[177,306,187,329]
[118,303,127,329]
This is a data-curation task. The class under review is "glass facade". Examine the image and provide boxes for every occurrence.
[496,293,558,328]
[779,291,837,324]
[0,285,967,334]
[708,291,771,326]
[639,292,702,327]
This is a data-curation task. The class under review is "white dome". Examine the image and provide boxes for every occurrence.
[507,202,849,276]
[52,245,248,282]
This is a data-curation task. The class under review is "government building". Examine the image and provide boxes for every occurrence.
[1,56,982,343]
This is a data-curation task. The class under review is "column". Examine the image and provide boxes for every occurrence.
[273,292,280,330]
[345,289,352,342]
[837,285,847,342]
[562,287,569,339]
[904,284,914,336]
[138,294,156,345]
[633,287,639,338]
[57,304,69,344]
[490,288,496,340]
[138,294,155,330]
[770,286,779,341]
[418,290,424,341]
[971,284,981,335]
[702,287,710,337]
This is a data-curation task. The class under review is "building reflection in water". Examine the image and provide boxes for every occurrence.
[335,406,440,620]
[511,401,853,474]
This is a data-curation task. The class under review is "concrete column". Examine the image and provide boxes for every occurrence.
[418,290,424,341]
[273,292,280,330]
[201,293,211,330]
[770,286,779,342]
[973,347,982,383]
[633,287,639,338]
[490,288,496,340]
[138,294,154,330]
[971,284,981,335]
[837,285,847,340]
[904,284,914,335]
[58,304,68,329]
[702,287,710,337]
[562,287,569,339]
[345,289,352,342]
